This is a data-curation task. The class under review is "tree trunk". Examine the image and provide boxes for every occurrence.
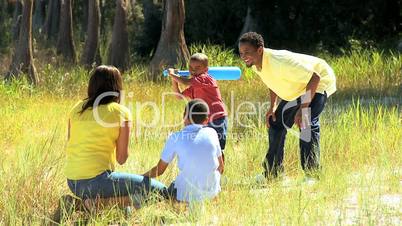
[7,0,38,85]
[33,0,46,33]
[43,0,60,40]
[12,0,23,40]
[107,0,129,71]
[56,0,76,62]
[81,0,102,67]
[100,0,104,34]
[149,0,189,81]
[81,0,88,39]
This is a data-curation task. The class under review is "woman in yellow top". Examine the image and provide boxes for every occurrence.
[56,66,167,218]
[238,32,336,180]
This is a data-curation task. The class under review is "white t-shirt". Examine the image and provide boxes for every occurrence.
[161,124,222,202]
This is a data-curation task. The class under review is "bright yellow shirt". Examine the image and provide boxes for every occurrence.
[65,100,132,180]
[252,48,336,101]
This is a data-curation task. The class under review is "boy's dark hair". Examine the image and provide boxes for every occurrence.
[185,99,209,124]
[239,32,264,49]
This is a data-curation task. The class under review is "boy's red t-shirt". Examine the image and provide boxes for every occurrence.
[181,73,227,122]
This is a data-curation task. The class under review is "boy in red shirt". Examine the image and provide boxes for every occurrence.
[168,53,228,159]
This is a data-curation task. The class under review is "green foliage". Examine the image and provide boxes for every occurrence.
[1,45,400,97]
[184,0,248,46]
[248,0,401,51]
[0,0,12,54]
[129,0,401,54]
[1,0,401,56]
[128,0,162,58]
[71,0,88,41]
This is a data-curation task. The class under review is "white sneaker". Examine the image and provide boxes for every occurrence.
[255,174,266,184]
[303,176,317,186]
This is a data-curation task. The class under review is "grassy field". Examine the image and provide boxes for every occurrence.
[0,46,401,225]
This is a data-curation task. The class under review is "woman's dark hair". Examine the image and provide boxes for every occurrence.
[184,99,209,124]
[239,32,264,49]
[79,65,123,114]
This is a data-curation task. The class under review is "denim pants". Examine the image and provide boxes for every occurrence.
[263,92,327,177]
[67,171,167,203]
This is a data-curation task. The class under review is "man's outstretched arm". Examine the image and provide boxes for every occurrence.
[143,159,169,178]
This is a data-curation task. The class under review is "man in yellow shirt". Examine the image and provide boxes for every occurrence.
[238,32,336,179]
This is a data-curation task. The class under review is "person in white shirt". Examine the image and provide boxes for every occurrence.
[143,99,224,202]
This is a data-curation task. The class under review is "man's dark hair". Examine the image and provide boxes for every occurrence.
[185,99,209,124]
[239,32,264,48]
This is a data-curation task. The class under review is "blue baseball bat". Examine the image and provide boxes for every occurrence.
[163,66,241,80]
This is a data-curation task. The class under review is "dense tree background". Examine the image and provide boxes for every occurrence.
[0,0,400,58]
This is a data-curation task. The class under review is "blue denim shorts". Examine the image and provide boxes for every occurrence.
[207,116,228,150]
[67,171,167,201]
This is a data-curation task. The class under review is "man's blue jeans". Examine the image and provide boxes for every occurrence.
[263,92,327,178]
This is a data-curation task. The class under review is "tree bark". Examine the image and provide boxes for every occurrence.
[100,0,104,35]
[81,0,102,67]
[7,0,38,85]
[107,0,129,71]
[81,0,88,39]
[33,0,46,33]
[149,0,189,81]
[12,0,23,40]
[43,0,60,40]
[56,0,76,62]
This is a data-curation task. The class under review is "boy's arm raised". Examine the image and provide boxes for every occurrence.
[168,68,191,86]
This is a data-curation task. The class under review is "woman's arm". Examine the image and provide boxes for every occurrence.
[116,121,131,165]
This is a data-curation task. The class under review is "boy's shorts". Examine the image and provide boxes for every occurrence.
[207,116,228,151]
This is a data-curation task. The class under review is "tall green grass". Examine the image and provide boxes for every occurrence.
[0,45,401,225]
[2,44,401,98]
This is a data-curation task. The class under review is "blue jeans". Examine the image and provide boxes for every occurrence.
[67,171,167,202]
[207,116,228,151]
[263,93,327,177]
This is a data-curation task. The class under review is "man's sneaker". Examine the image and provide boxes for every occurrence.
[302,176,317,186]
